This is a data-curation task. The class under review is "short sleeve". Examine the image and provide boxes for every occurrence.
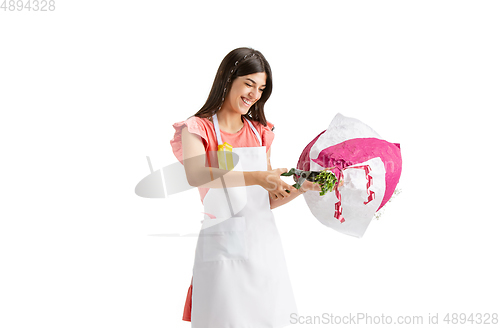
[262,120,275,153]
[170,116,209,165]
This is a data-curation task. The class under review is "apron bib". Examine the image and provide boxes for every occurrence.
[190,113,298,328]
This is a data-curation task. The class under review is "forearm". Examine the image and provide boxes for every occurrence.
[269,187,305,209]
[187,166,260,189]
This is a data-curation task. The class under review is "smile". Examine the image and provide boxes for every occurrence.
[242,97,253,106]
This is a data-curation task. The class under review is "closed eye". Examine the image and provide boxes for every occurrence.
[245,83,265,93]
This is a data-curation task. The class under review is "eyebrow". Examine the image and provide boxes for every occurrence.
[246,78,266,87]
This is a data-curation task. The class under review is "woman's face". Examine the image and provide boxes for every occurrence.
[222,72,267,115]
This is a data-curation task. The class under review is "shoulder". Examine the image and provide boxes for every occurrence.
[185,115,211,128]
[172,116,213,147]
[174,116,212,135]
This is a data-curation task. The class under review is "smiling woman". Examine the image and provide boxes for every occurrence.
[194,48,273,125]
[170,47,319,328]
[224,72,268,118]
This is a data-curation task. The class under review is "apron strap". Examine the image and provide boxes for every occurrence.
[212,113,262,147]
[212,113,224,146]
[244,117,262,146]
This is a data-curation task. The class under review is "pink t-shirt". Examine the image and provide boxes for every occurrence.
[170,115,275,204]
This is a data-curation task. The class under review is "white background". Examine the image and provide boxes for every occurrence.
[1,1,499,327]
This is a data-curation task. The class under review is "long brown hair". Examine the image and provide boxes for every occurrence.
[191,47,273,127]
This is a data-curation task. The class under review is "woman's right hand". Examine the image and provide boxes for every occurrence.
[256,168,294,199]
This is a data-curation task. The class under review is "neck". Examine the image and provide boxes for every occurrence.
[216,108,244,132]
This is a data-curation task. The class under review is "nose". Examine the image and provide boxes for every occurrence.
[248,87,260,101]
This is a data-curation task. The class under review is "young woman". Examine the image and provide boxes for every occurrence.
[170,47,320,328]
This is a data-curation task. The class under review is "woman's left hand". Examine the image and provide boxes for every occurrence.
[298,180,322,193]
[296,179,344,193]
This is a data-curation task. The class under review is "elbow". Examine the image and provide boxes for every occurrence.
[187,178,198,188]
[186,166,215,187]
[186,175,201,188]
[185,169,201,187]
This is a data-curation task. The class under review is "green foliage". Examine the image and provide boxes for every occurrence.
[280,168,296,176]
[280,168,338,196]
[314,170,338,196]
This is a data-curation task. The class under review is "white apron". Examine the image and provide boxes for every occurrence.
[191,114,298,328]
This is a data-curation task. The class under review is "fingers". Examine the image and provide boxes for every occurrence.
[266,168,297,199]
[272,191,287,200]
[275,167,289,175]
[301,181,323,192]
[283,181,293,192]
[275,185,292,198]
[274,182,292,199]
[273,180,293,199]
[271,169,293,194]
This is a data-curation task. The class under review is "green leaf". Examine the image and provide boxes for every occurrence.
[313,170,338,196]
[280,168,296,176]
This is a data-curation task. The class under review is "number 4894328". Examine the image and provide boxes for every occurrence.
[1,0,56,11]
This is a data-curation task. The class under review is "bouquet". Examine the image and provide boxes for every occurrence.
[286,113,402,238]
